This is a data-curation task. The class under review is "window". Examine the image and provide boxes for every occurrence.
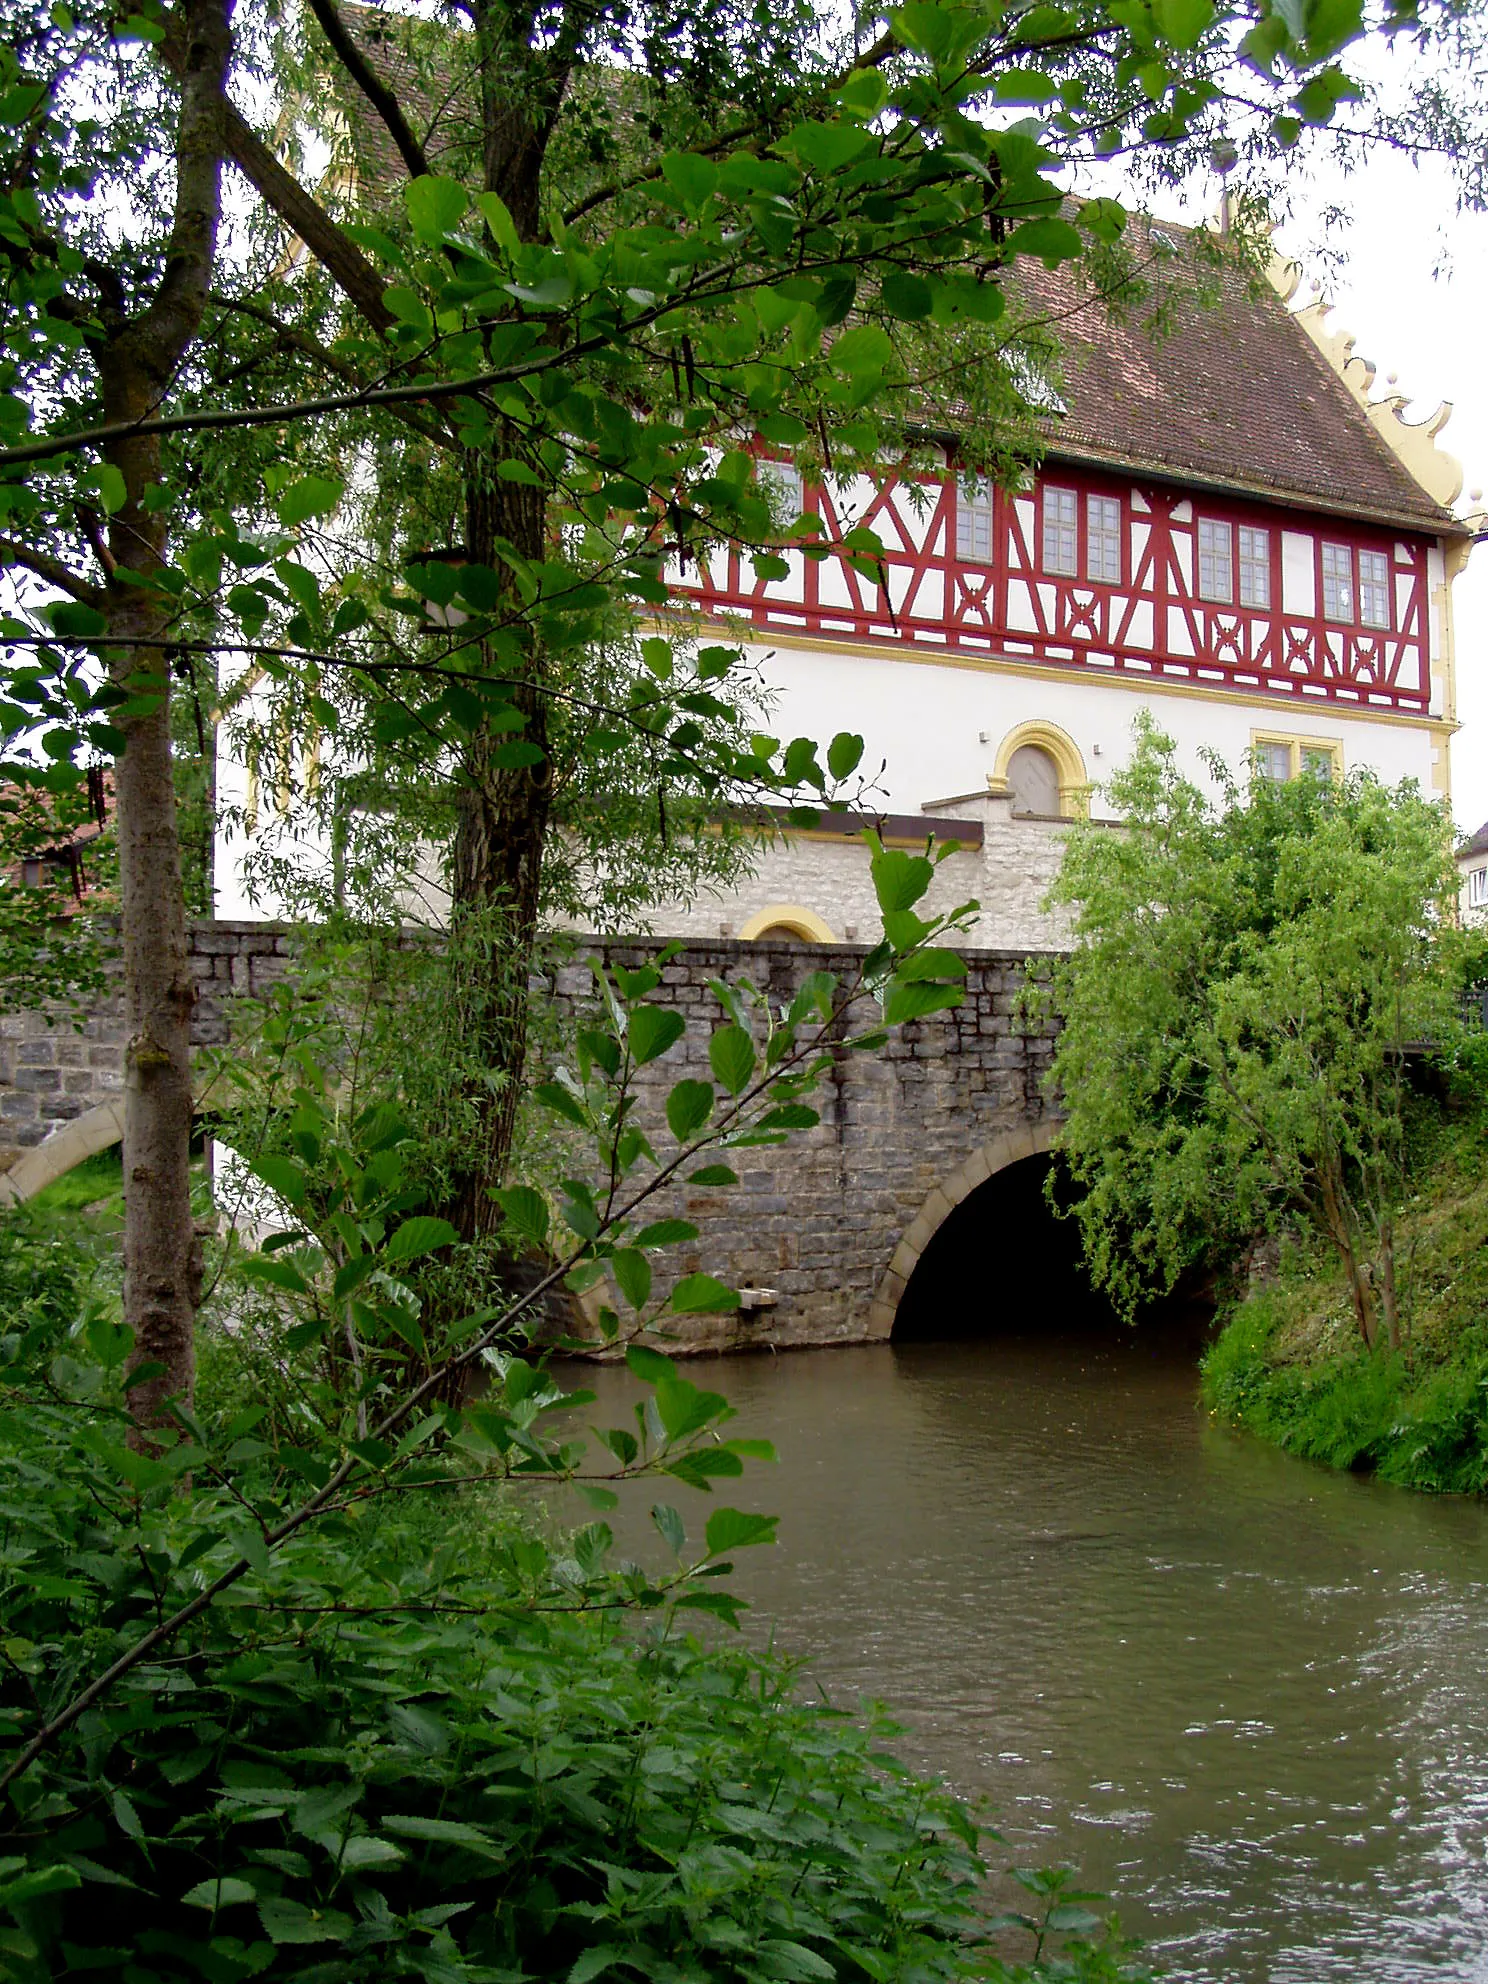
[1238,525,1271,608]
[1470,867,1488,910]
[1042,486,1078,575]
[957,478,994,563]
[1087,494,1121,582]
[1359,548,1391,629]
[1007,744,1062,818]
[1197,518,1233,602]
[1321,542,1354,621]
[762,461,802,518]
[1255,734,1340,784]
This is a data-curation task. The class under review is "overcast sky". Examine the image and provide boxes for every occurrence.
[1271,147,1488,840]
[1135,102,1488,839]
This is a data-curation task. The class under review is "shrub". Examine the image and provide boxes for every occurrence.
[0,1312,1153,1984]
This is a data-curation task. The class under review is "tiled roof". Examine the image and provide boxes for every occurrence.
[1017,231,1461,535]
[1459,820,1488,860]
[329,17,1458,537]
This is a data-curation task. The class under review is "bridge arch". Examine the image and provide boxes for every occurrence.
[867,1120,1059,1338]
[0,1101,128,1206]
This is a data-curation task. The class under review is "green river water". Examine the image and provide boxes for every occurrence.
[564,1334,1488,1982]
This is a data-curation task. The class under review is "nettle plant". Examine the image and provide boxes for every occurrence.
[0,841,1174,1984]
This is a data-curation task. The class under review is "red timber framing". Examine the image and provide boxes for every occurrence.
[670,457,1434,714]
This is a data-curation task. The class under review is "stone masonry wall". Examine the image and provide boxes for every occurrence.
[549,937,1058,1351]
[0,922,295,1163]
[1,925,1056,1349]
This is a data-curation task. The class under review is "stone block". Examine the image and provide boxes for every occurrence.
[13,1068,61,1094]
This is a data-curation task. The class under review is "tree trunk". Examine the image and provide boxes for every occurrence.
[1318,1152,1377,1351]
[446,458,551,1245]
[441,19,563,1239]
[100,0,231,1441]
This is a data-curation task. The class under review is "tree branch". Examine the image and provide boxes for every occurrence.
[157,9,394,338]
[304,0,432,180]
[0,536,104,607]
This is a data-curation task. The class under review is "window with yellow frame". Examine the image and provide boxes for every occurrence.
[1251,733,1342,785]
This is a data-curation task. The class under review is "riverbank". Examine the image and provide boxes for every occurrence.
[1200,1104,1488,1494]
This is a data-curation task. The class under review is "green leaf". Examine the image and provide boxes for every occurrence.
[880,273,934,321]
[780,121,873,173]
[1152,0,1214,44]
[181,1877,257,1910]
[382,1815,499,1855]
[709,1025,756,1094]
[705,1507,779,1554]
[872,848,935,913]
[276,475,344,528]
[669,1273,741,1315]
[651,1502,686,1554]
[611,1248,651,1311]
[836,67,888,117]
[406,173,469,239]
[250,1154,307,1207]
[48,600,107,638]
[258,1898,353,1945]
[829,323,894,379]
[383,1215,458,1263]
[491,1184,549,1245]
[627,1005,686,1065]
[569,1948,626,1984]
[666,1079,714,1140]
[627,1344,675,1384]
[661,151,719,209]
[883,978,963,1024]
[827,731,865,780]
[87,464,127,515]
[633,1219,700,1249]
[687,1164,738,1186]
[1010,215,1084,266]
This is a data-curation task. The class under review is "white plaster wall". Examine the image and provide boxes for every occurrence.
[742,637,1439,820]
[213,638,1442,937]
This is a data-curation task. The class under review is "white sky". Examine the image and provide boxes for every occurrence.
[1271,150,1488,840]
[1126,74,1488,839]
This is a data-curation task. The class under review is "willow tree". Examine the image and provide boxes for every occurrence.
[2,0,1483,1429]
[1044,721,1463,1349]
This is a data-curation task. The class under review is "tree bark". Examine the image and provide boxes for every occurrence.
[1317,1152,1377,1351]
[446,457,550,1245]
[441,8,571,1241]
[101,0,231,1441]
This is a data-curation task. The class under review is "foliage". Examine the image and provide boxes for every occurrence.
[0,778,115,1022]
[1042,717,1465,1351]
[1202,1096,1488,1493]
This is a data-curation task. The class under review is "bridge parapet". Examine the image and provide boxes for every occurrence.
[0,925,1060,1348]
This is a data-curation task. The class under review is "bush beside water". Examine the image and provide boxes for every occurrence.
[0,1182,1152,1983]
[1202,1102,1488,1495]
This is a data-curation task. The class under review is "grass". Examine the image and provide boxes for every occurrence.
[28,1146,124,1215]
[1201,1100,1488,1494]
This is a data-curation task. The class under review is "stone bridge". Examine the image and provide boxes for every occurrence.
[0,925,1060,1348]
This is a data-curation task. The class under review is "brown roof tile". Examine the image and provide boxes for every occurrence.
[327,19,1458,537]
[1017,232,1460,535]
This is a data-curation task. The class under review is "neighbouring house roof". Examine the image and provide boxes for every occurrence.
[1458,820,1488,862]
[1017,234,1463,537]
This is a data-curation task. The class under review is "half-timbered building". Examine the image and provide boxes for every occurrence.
[644,250,1480,952]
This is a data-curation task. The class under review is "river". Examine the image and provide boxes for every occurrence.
[562,1333,1488,1982]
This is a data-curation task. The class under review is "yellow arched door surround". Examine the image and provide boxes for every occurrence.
[987,720,1090,819]
[738,904,837,943]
